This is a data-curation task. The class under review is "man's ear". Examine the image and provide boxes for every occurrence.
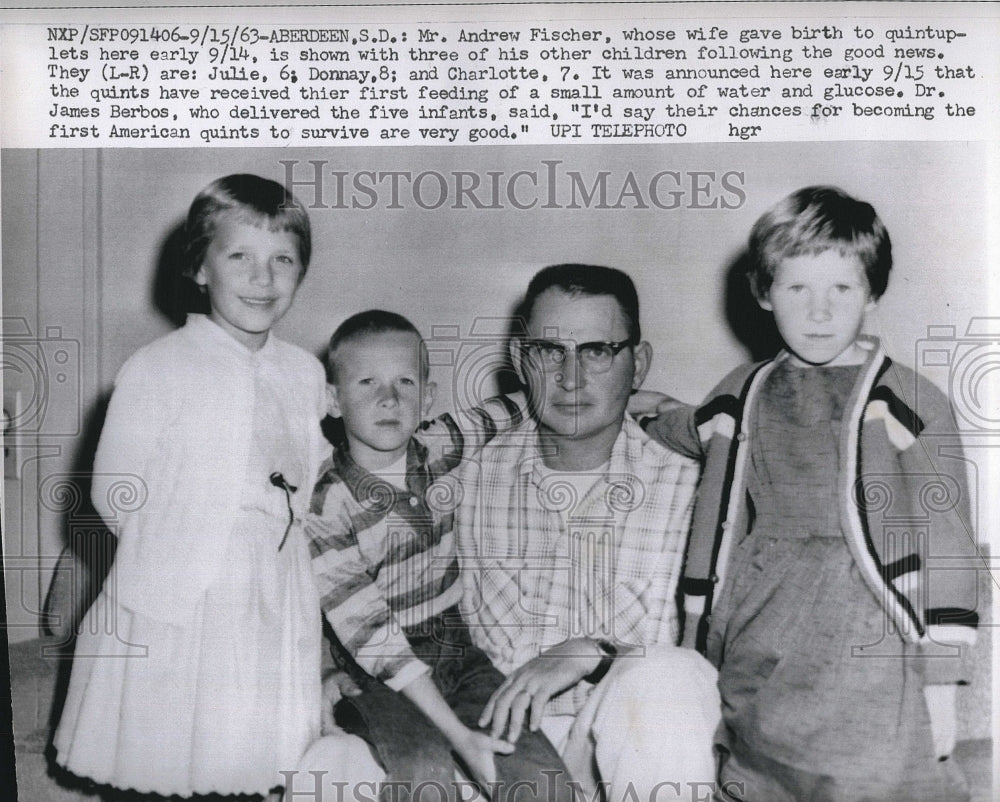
[326,383,342,418]
[631,341,653,391]
[509,339,528,385]
[422,380,436,418]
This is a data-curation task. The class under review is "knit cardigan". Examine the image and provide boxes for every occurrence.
[92,314,326,625]
[647,338,980,684]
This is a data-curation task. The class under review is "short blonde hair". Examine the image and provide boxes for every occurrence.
[184,173,311,280]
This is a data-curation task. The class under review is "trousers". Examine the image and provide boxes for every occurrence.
[330,608,574,802]
[300,643,721,802]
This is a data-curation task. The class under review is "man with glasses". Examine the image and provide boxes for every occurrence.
[454,264,722,801]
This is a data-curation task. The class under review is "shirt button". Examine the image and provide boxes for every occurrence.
[736,432,747,442]
[710,574,719,584]
[721,521,730,530]
[409,497,419,507]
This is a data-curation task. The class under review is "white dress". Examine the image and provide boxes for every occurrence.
[54,316,324,796]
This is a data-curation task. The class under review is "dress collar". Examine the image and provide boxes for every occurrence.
[185,313,279,363]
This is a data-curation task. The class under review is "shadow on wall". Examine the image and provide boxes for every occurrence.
[152,218,209,328]
[41,393,113,645]
[40,390,114,746]
[724,249,783,363]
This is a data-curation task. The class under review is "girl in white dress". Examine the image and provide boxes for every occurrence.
[54,174,327,798]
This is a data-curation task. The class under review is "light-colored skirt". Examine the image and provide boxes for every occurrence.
[53,517,321,797]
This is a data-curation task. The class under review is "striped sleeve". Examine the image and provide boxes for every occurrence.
[645,403,702,460]
[416,391,528,473]
[305,480,426,687]
[904,380,981,684]
[645,366,758,459]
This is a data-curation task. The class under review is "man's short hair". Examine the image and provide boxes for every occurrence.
[325,309,428,383]
[748,185,892,300]
[517,264,641,342]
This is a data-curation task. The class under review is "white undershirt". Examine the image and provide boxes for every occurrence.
[372,453,408,490]
[540,461,610,525]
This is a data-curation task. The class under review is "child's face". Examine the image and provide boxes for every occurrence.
[195,214,303,350]
[759,250,876,367]
[328,331,435,470]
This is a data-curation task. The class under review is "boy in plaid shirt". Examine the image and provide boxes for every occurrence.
[305,310,573,802]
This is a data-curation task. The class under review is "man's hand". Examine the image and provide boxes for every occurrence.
[320,669,363,735]
[479,638,605,743]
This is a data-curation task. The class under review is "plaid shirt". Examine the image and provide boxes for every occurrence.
[306,396,525,690]
[455,414,699,714]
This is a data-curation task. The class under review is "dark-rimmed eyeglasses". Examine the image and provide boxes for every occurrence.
[521,338,637,375]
